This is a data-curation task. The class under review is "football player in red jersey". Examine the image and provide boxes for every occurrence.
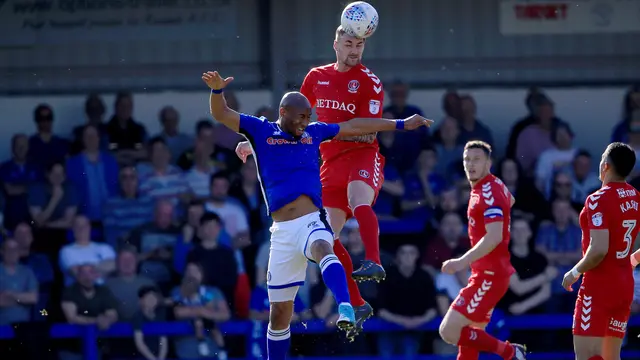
[561,142,639,360]
[236,26,395,339]
[439,141,526,360]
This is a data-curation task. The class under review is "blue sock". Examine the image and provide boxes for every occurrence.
[267,325,290,360]
[320,254,351,305]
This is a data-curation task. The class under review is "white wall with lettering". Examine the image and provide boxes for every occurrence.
[0,87,626,161]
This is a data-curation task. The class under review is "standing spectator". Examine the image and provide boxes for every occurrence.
[205,172,250,249]
[535,123,578,192]
[505,88,548,158]
[156,106,193,164]
[28,104,69,169]
[535,199,582,312]
[515,97,561,175]
[184,124,223,199]
[547,172,584,213]
[70,94,110,155]
[177,120,239,174]
[570,151,601,204]
[171,262,230,359]
[457,94,494,147]
[433,116,464,179]
[373,161,404,220]
[442,90,462,121]
[59,264,118,360]
[65,124,119,222]
[59,215,116,285]
[422,212,468,274]
[501,218,557,315]
[102,165,155,246]
[123,200,181,288]
[105,247,156,321]
[0,134,42,230]
[0,239,39,325]
[378,244,438,359]
[229,157,269,245]
[495,158,547,223]
[187,213,239,310]
[14,222,54,287]
[138,137,191,208]
[106,91,148,164]
[610,85,640,143]
[132,286,168,360]
[401,147,446,219]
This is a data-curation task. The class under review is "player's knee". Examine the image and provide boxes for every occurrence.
[309,239,333,262]
[269,301,294,329]
[347,180,375,208]
[438,320,460,345]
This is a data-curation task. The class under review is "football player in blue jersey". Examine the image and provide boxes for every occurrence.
[202,70,432,359]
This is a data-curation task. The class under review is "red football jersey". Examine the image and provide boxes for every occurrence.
[579,183,640,291]
[467,174,515,277]
[299,63,384,162]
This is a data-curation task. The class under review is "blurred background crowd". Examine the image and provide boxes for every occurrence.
[1,0,640,359]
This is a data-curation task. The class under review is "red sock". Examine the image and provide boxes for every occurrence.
[457,346,479,360]
[588,357,604,360]
[352,205,381,264]
[457,326,514,359]
[333,239,366,306]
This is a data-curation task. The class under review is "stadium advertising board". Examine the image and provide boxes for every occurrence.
[500,0,640,35]
[0,0,237,46]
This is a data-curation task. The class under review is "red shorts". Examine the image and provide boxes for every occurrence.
[451,272,510,323]
[572,285,632,338]
[320,149,385,218]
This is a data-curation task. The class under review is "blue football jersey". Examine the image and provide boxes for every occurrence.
[238,114,340,214]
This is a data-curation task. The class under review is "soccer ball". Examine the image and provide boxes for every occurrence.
[340,1,379,39]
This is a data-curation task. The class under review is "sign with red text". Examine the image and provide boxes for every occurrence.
[500,0,640,35]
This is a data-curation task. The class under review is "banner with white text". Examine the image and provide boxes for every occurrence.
[500,0,640,35]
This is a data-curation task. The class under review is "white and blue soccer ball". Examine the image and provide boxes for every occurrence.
[340,1,379,39]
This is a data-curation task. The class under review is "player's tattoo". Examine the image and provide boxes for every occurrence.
[335,133,376,143]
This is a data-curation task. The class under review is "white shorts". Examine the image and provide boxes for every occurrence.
[267,209,334,302]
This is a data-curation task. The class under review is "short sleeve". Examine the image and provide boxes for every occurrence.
[584,193,609,230]
[482,183,508,225]
[300,70,317,108]
[238,114,267,138]
[309,122,340,142]
[98,243,116,261]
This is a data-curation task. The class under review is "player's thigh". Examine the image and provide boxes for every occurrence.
[347,151,384,207]
[267,228,308,303]
[601,301,631,360]
[298,209,335,262]
[573,335,603,360]
[325,206,348,235]
[573,290,609,339]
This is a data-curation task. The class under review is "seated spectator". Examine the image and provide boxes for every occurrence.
[59,264,118,360]
[401,147,446,220]
[434,249,469,316]
[28,104,69,170]
[229,157,270,245]
[177,120,239,174]
[500,218,557,315]
[105,91,148,164]
[103,165,155,246]
[132,286,168,360]
[457,94,494,147]
[431,187,466,225]
[59,215,116,285]
[14,222,54,287]
[548,172,584,213]
[374,162,404,219]
[155,106,193,164]
[28,161,78,230]
[535,199,581,312]
[205,171,251,250]
[105,246,156,321]
[505,88,548,158]
[535,123,577,192]
[570,151,601,204]
[70,94,110,155]
[184,121,225,199]
[187,212,239,310]
[422,212,469,275]
[171,262,230,360]
[377,244,438,359]
[65,124,119,222]
[610,85,640,143]
[182,200,206,245]
[515,97,561,176]
[0,134,42,230]
[433,116,464,179]
[0,239,39,325]
[123,200,181,287]
[138,137,191,209]
[495,158,547,224]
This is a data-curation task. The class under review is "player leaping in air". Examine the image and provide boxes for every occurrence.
[561,142,639,360]
[201,71,432,360]
[236,26,395,338]
[439,141,527,360]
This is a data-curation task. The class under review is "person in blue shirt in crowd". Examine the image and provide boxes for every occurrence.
[201,70,431,359]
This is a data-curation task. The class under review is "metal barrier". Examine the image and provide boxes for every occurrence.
[1,315,639,359]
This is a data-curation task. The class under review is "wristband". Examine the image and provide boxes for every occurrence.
[395,120,405,130]
[570,267,581,278]
[211,88,223,94]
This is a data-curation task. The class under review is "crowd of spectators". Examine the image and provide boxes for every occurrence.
[1,84,640,359]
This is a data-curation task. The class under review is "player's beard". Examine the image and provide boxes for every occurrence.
[343,55,361,67]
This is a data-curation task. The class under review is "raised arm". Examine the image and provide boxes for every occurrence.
[337,114,432,137]
[202,71,240,132]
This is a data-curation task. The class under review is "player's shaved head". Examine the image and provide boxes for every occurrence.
[279,92,311,110]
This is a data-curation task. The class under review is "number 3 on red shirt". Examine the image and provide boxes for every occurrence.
[618,219,637,259]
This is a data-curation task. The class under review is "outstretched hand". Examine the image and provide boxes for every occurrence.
[403,114,434,130]
[202,71,234,90]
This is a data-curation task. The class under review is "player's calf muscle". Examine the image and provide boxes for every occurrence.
[269,301,294,329]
